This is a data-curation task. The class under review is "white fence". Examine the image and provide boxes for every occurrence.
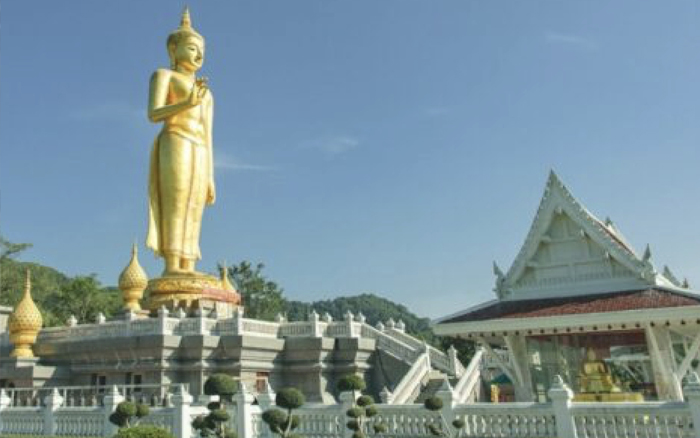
[4,374,700,438]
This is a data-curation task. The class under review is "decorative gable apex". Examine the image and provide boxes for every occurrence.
[494,171,677,300]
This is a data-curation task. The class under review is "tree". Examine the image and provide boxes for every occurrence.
[338,375,387,438]
[423,396,465,438]
[439,338,476,368]
[44,275,122,324]
[0,235,32,262]
[261,387,305,438]
[229,261,285,321]
[192,374,238,438]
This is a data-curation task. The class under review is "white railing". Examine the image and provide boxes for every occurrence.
[54,408,103,437]
[279,321,315,337]
[289,404,344,438]
[572,402,693,438]
[0,407,44,435]
[3,383,188,409]
[453,402,557,437]
[371,404,438,437]
[241,318,279,337]
[384,327,455,375]
[141,409,176,433]
[454,348,484,403]
[5,377,700,438]
[390,352,432,404]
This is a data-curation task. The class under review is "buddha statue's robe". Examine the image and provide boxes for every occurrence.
[147,71,213,262]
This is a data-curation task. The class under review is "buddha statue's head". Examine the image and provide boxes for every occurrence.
[167,7,205,72]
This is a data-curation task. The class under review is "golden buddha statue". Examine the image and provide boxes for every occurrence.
[143,8,241,314]
[147,7,214,275]
[579,348,620,394]
[574,348,643,402]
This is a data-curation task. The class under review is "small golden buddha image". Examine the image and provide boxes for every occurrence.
[579,348,621,394]
[146,7,214,275]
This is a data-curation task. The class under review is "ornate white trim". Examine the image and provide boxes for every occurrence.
[497,171,677,300]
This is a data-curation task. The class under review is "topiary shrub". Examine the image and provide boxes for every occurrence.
[262,387,305,438]
[276,387,305,410]
[192,374,238,438]
[337,375,387,437]
[113,424,174,438]
[204,374,238,401]
[110,401,151,429]
[423,395,465,437]
[338,374,366,393]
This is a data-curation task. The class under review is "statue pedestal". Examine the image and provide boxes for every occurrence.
[147,273,241,316]
[573,392,644,402]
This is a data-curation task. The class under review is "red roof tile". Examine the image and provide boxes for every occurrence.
[441,289,700,324]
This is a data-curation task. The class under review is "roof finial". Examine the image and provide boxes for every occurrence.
[24,268,31,297]
[181,6,192,29]
[642,244,652,262]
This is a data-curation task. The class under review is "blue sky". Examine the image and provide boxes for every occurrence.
[1,1,700,318]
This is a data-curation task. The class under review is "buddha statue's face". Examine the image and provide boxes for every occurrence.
[171,35,205,72]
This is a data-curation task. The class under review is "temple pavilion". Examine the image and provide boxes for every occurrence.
[434,171,700,403]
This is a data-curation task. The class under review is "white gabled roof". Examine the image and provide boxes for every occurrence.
[494,171,679,300]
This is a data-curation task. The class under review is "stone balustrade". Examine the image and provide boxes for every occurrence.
[36,312,457,376]
[3,375,700,438]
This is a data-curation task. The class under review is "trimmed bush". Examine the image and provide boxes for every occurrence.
[110,401,151,428]
[136,403,150,419]
[356,395,374,407]
[373,423,388,434]
[347,419,360,431]
[337,374,366,392]
[284,415,300,431]
[346,407,363,418]
[204,374,237,399]
[452,419,466,429]
[113,425,175,438]
[262,408,287,426]
[116,402,138,418]
[276,387,305,410]
[424,396,443,411]
[263,387,306,438]
[365,405,378,418]
[428,423,443,436]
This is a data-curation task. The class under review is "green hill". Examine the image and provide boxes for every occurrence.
[286,293,436,343]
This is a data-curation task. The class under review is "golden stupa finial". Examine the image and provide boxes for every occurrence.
[9,269,43,358]
[181,6,192,29]
[219,262,237,293]
[119,243,148,311]
[24,268,31,296]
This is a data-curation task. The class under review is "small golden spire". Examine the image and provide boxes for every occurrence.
[219,262,237,293]
[181,6,192,29]
[119,243,149,311]
[9,269,43,358]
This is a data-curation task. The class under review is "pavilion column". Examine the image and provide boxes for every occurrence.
[645,325,683,401]
[503,335,535,402]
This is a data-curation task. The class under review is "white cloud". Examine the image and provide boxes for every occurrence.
[545,32,597,50]
[215,153,275,172]
[305,136,359,155]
